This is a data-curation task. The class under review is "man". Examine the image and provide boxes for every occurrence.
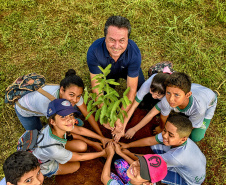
[87,15,145,114]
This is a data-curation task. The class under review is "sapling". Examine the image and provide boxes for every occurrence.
[84,64,131,128]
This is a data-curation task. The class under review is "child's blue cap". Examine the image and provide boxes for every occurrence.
[47,99,77,118]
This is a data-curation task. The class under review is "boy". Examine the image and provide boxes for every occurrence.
[125,72,217,142]
[33,99,109,177]
[121,114,206,185]
[2,151,44,185]
[101,142,167,185]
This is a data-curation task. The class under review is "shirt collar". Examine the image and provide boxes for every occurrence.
[176,96,193,112]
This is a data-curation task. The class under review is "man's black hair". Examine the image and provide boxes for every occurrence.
[104,16,131,37]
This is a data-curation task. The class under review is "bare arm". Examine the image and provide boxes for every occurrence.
[124,76,138,112]
[101,142,115,185]
[69,149,105,162]
[125,106,160,139]
[71,126,111,147]
[114,143,134,165]
[78,102,103,136]
[121,135,158,149]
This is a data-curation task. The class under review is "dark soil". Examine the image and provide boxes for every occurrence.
[44,108,160,185]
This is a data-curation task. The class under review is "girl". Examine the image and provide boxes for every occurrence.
[15,69,103,136]
[113,70,171,142]
[33,99,109,177]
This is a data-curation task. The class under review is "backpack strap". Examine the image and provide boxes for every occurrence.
[15,85,57,114]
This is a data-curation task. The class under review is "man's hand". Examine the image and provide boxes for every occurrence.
[153,125,163,135]
[125,127,136,139]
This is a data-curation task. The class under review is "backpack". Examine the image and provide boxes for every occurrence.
[5,73,56,114]
[17,129,63,152]
[148,61,175,77]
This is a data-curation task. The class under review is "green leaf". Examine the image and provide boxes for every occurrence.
[85,110,95,120]
[95,109,101,121]
[123,96,131,106]
[106,84,110,94]
[123,87,130,96]
[91,73,104,81]
[121,98,127,109]
[92,100,103,106]
[98,80,105,93]
[110,100,121,120]
[108,81,120,86]
[92,84,99,90]
[122,110,128,118]
[87,100,93,112]
[91,93,97,100]
[84,90,89,104]
[118,112,124,123]
[98,66,105,73]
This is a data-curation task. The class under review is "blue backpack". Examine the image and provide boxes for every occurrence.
[17,129,63,152]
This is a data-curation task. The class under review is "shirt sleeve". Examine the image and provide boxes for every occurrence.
[136,74,156,102]
[47,146,73,164]
[107,179,120,185]
[155,97,172,116]
[76,96,84,107]
[127,40,141,78]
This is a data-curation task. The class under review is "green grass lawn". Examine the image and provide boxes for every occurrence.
[0,0,225,184]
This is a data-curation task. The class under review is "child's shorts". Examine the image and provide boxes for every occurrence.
[41,160,59,177]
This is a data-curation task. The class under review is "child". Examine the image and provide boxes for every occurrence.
[101,142,167,185]
[113,67,172,142]
[120,114,206,185]
[2,151,44,185]
[15,69,103,136]
[125,72,217,142]
[32,99,109,177]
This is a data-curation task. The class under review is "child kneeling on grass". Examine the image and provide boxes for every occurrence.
[1,151,44,185]
[120,114,206,185]
[125,72,218,142]
[33,98,110,177]
[101,142,167,185]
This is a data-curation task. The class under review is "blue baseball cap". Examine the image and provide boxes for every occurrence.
[47,99,77,117]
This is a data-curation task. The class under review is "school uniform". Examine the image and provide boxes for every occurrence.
[33,125,72,177]
[152,133,206,185]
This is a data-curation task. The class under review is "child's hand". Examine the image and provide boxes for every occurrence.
[111,120,123,136]
[105,142,115,157]
[125,128,136,139]
[119,142,129,149]
[153,125,162,135]
[113,142,122,155]
[103,122,115,131]
[90,141,103,152]
[101,137,112,148]
[113,131,125,143]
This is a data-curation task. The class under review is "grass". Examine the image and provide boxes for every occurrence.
[0,0,225,184]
